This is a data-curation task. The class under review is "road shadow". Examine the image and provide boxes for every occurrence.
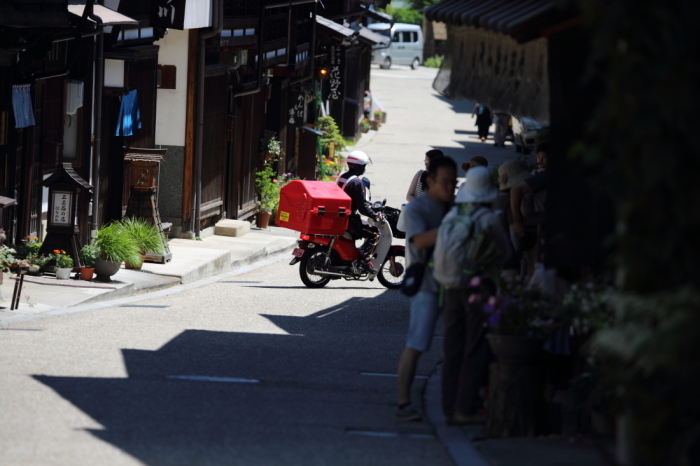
[433,94,475,115]
[32,291,432,465]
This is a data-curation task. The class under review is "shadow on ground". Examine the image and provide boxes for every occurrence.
[33,291,447,465]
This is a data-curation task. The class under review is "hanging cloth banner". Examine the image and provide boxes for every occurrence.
[115,89,142,136]
[12,85,36,129]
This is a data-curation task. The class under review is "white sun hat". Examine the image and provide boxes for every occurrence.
[455,166,498,203]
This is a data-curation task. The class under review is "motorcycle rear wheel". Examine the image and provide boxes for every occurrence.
[377,249,406,289]
[299,251,332,288]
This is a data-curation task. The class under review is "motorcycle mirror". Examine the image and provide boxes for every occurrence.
[382,199,387,206]
[362,177,370,189]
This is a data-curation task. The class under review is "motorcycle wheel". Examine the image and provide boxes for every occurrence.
[377,249,406,289]
[299,251,332,288]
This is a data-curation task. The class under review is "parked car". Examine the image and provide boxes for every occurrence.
[369,23,423,70]
[511,116,547,153]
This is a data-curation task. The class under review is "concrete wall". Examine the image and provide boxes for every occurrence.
[155,28,189,147]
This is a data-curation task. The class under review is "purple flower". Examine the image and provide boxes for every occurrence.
[487,295,498,307]
[468,292,482,304]
[469,276,482,288]
[488,309,502,327]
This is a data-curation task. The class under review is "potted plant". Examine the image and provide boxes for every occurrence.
[120,217,165,270]
[259,135,283,162]
[52,250,74,280]
[359,118,371,133]
[94,222,140,281]
[0,229,14,285]
[80,244,99,281]
[27,254,50,275]
[255,161,280,229]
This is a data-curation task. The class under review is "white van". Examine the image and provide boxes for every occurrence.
[369,23,423,70]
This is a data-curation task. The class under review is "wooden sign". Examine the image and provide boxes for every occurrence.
[51,191,73,226]
[329,45,344,100]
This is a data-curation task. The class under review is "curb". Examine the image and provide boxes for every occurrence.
[0,251,293,326]
[424,363,490,466]
[0,241,296,326]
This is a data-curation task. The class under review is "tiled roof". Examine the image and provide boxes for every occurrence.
[424,0,576,43]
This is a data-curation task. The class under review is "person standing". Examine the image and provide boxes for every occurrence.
[363,90,372,119]
[406,149,444,202]
[471,103,492,142]
[437,167,513,425]
[395,156,458,421]
[493,112,510,147]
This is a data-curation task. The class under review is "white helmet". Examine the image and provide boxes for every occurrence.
[346,150,371,166]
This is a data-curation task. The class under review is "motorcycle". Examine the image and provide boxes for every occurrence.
[289,198,406,289]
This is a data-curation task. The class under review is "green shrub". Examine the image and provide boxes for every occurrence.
[121,217,165,256]
[80,244,100,268]
[423,55,443,68]
[317,116,346,155]
[96,222,141,265]
[256,162,280,213]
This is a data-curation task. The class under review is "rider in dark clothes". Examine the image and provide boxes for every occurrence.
[337,150,383,272]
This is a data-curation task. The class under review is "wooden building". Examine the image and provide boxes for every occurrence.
[424,0,613,271]
[0,0,140,246]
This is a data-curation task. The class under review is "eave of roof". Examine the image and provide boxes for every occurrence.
[316,15,354,38]
[424,0,576,43]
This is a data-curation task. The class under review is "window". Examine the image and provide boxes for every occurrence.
[392,32,401,42]
[401,31,411,43]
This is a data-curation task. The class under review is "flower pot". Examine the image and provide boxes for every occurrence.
[28,265,41,276]
[485,335,546,438]
[486,334,544,364]
[381,113,387,123]
[80,267,95,281]
[125,252,146,270]
[369,120,380,130]
[256,211,272,229]
[94,258,121,281]
[360,126,369,133]
[55,267,72,280]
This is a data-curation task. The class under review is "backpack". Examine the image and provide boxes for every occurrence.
[433,205,503,289]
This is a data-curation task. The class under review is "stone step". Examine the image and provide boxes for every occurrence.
[214,219,250,238]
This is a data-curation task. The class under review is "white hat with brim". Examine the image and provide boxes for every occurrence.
[455,166,498,203]
[498,160,531,190]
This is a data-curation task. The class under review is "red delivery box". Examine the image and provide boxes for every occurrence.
[277,180,352,235]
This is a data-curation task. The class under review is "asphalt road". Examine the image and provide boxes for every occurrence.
[0,66,519,465]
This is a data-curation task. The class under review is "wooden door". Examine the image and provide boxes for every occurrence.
[199,67,228,223]
[228,90,266,220]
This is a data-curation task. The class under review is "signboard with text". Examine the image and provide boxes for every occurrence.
[51,191,72,226]
[329,45,344,101]
[288,91,306,126]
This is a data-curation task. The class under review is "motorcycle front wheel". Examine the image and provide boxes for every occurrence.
[299,251,332,288]
[377,249,406,289]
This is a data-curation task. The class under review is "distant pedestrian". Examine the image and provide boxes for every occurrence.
[493,112,510,147]
[363,90,372,119]
[395,156,457,421]
[461,155,488,176]
[406,149,444,202]
[471,103,492,142]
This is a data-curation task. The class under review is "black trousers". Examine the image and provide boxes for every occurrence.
[442,289,490,416]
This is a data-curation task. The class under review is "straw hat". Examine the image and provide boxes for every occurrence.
[455,166,498,203]
[498,160,530,190]
[461,155,488,173]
